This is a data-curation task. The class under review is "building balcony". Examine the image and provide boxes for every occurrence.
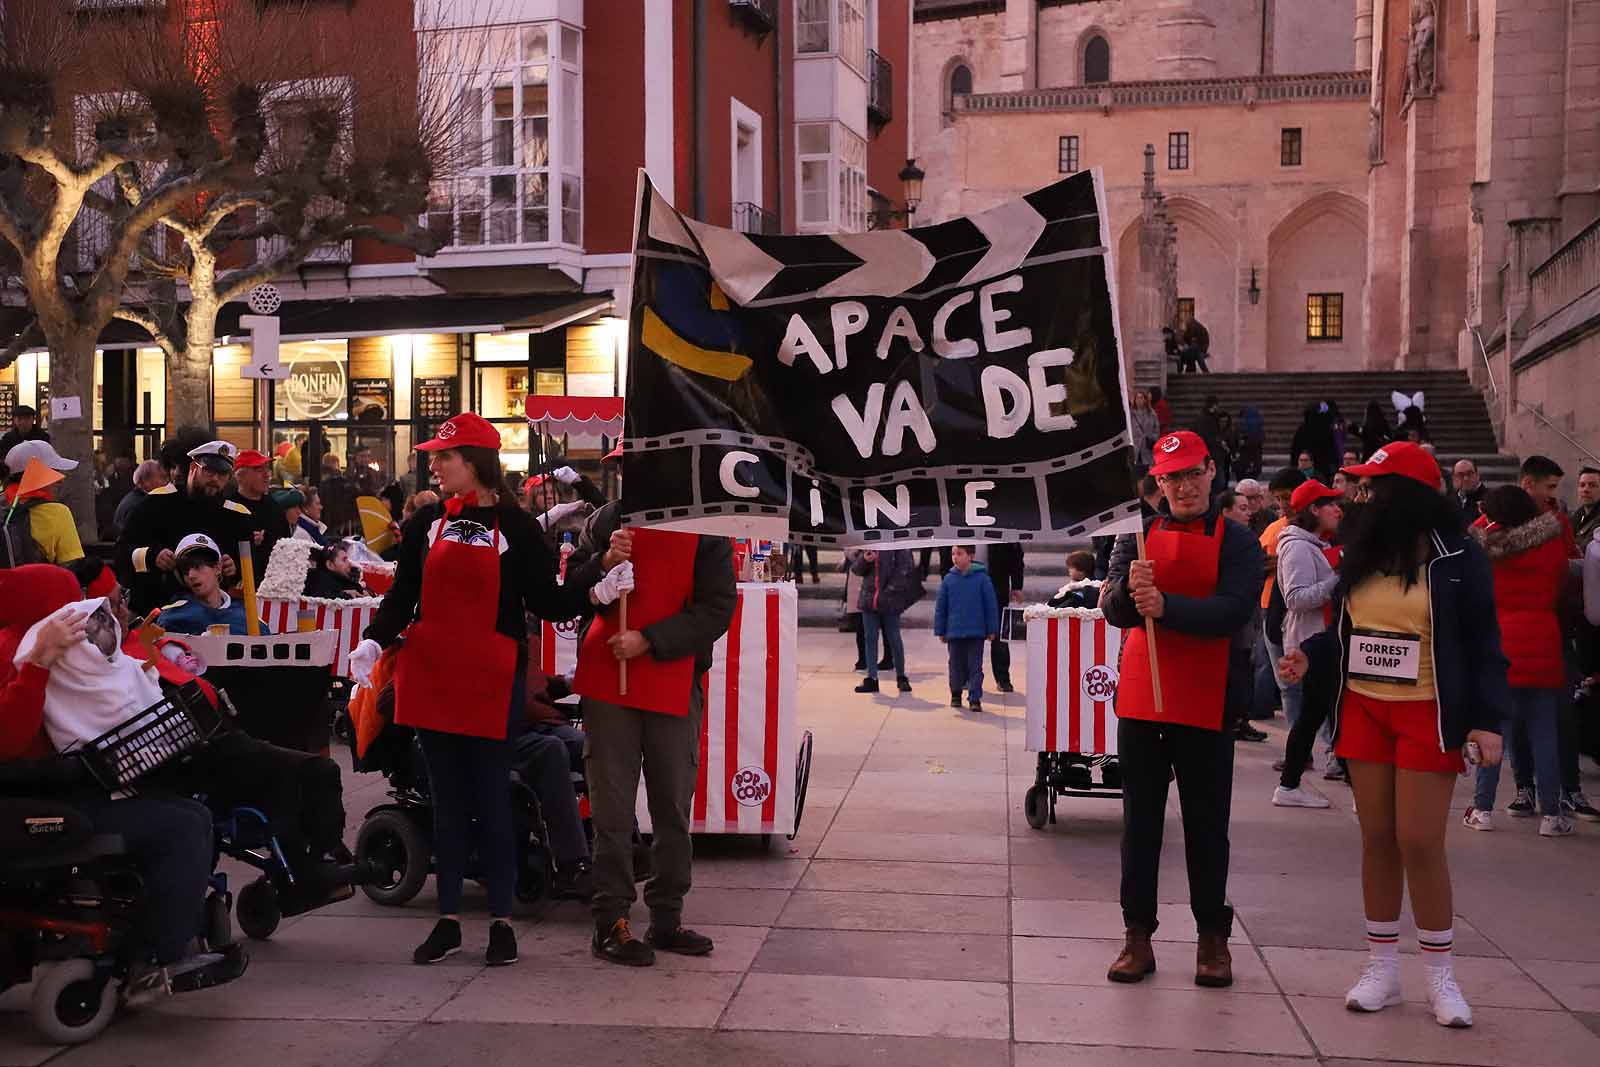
[728,0,777,33]
[257,235,353,268]
[868,49,893,126]
[1529,216,1600,327]
[955,70,1370,114]
[732,201,777,235]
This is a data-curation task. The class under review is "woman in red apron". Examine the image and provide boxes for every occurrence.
[1100,431,1266,990]
[349,413,634,967]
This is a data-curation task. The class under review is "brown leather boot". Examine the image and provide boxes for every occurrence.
[1106,927,1156,983]
[1195,932,1233,988]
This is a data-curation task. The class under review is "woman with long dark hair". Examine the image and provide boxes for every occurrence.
[1280,441,1508,1029]
[1356,400,1391,459]
[349,414,635,967]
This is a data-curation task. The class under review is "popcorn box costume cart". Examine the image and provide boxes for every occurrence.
[534,582,814,839]
[1023,596,1126,830]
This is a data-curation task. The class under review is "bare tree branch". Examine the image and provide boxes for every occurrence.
[0,320,43,372]
[111,307,178,360]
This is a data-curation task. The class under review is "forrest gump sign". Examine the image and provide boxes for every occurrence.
[617,169,1142,548]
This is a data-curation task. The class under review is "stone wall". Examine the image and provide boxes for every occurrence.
[1507,330,1600,477]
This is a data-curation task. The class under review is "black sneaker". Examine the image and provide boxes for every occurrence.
[413,917,462,965]
[1234,722,1269,743]
[968,699,983,713]
[950,692,963,708]
[997,682,1015,694]
[1562,791,1600,822]
[593,918,655,967]
[647,924,715,956]
[1507,787,1536,817]
[896,676,912,693]
[486,920,518,966]
[854,678,879,694]
[551,861,594,902]
[853,660,867,671]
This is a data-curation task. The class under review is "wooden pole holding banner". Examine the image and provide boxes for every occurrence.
[238,540,261,637]
[1133,527,1163,715]
[618,590,629,696]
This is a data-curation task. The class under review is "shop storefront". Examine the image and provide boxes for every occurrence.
[0,349,167,463]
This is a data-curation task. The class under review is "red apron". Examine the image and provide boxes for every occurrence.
[394,515,519,740]
[1117,515,1230,731]
[573,527,700,716]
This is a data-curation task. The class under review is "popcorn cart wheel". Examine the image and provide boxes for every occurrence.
[1024,752,1123,830]
[788,729,815,841]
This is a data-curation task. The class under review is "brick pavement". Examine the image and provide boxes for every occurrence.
[4,630,1600,1065]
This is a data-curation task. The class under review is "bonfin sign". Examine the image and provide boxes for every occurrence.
[619,169,1139,547]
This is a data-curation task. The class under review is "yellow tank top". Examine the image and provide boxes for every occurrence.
[1346,570,1436,701]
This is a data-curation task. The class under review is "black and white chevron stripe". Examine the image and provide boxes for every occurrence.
[637,169,1108,308]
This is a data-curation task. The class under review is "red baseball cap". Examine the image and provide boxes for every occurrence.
[1289,480,1343,513]
[1341,441,1441,490]
[235,450,271,470]
[1148,430,1210,477]
[417,412,503,452]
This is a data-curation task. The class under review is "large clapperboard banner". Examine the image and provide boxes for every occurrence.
[620,169,1141,546]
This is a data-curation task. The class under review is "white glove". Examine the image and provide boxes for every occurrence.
[349,639,382,687]
[591,560,635,606]
[537,499,587,531]
[551,465,581,486]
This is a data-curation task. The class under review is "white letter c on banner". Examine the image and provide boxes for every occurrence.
[719,451,762,498]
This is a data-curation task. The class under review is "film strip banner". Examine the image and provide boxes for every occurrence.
[532,584,800,836]
[622,167,1141,547]
[1025,612,1124,756]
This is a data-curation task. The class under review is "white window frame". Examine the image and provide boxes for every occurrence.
[431,21,582,251]
[730,97,764,214]
[795,0,866,75]
[796,122,833,230]
[796,0,831,54]
[794,121,865,235]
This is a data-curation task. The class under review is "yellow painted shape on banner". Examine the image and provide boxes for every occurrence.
[709,281,731,311]
[641,306,753,382]
[357,496,396,555]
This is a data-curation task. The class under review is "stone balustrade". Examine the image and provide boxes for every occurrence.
[1529,216,1600,326]
[955,71,1370,114]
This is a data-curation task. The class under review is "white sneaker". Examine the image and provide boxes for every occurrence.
[1540,814,1575,837]
[1344,960,1403,1012]
[1462,807,1494,831]
[1273,785,1332,809]
[1425,967,1473,1028]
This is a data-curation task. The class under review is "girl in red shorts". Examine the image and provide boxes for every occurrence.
[1281,442,1509,1029]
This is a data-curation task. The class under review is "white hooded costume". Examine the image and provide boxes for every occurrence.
[12,597,164,752]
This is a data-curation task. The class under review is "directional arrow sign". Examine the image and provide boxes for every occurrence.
[239,314,288,380]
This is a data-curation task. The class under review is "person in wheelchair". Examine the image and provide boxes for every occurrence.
[0,564,243,999]
[515,663,591,901]
[29,561,354,917]
[154,534,272,637]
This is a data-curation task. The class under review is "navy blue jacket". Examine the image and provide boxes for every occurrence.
[1300,526,1511,754]
[935,563,1000,639]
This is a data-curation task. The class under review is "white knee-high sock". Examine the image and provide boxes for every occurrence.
[1417,926,1454,972]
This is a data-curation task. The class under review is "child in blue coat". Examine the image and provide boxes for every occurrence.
[935,545,999,711]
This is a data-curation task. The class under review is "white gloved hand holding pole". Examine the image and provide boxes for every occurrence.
[349,639,383,687]
[537,499,587,531]
[591,560,635,606]
[551,465,581,486]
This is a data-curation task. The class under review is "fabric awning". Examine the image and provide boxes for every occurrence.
[523,396,624,438]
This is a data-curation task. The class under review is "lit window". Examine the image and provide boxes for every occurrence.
[1281,127,1303,166]
[1167,131,1190,170]
[1083,35,1110,84]
[427,23,582,249]
[1307,293,1344,341]
[1058,135,1080,174]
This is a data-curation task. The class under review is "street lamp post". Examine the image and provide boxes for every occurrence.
[869,158,926,229]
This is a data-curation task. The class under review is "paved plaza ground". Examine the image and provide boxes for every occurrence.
[4,629,1600,1066]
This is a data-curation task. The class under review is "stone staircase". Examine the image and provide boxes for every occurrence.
[1162,369,1516,484]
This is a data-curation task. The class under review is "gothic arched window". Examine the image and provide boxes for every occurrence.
[1084,35,1111,85]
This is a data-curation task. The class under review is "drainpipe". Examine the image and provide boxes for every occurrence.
[1259,0,1270,75]
[774,2,785,229]
[693,0,708,220]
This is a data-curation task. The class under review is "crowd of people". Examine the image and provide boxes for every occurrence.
[2,408,733,1014]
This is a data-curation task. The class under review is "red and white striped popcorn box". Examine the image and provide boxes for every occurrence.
[1024,606,1124,756]
[258,597,382,679]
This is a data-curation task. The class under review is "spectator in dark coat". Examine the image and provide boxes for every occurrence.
[852,549,921,695]
[986,543,1025,693]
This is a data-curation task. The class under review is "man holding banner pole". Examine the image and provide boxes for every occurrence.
[571,482,736,968]
[1101,430,1265,989]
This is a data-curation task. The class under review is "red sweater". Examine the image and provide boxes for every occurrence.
[1473,513,1569,689]
[0,565,82,760]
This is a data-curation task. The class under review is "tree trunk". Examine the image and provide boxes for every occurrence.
[42,332,100,547]
[170,337,216,432]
